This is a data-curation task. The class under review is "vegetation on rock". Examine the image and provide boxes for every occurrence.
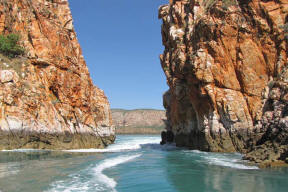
[0,0,114,150]
[0,34,25,58]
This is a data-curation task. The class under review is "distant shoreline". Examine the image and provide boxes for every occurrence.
[112,109,166,136]
[111,108,165,111]
[115,127,163,135]
[116,133,160,135]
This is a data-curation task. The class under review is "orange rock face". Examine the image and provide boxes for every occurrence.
[0,0,115,149]
[160,0,287,164]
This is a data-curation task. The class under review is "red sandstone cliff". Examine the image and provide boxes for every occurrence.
[0,0,115,149]
[160,0,287,166]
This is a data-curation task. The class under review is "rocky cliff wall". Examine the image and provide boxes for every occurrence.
[159,0,287,165]
[0,0,115,149]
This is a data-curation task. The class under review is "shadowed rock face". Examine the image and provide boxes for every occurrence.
[159,0,287,165]
[0,0,115,149]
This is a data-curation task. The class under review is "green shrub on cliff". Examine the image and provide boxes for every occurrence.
[0,33,25,58]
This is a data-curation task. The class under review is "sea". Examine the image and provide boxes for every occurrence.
[0,135,287,192]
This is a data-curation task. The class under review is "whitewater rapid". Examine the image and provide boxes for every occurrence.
[93,154,141,190]
[1,136,259,171]
[46,154,142,192]
[1,135,286,192]
[184,150,259,170]
[64,136,161,153]
[46,136,160,192]
[2,135,259,192]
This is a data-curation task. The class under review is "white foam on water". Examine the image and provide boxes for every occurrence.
[47,178,105,192]
[65,136,160,153]
[46,154,141,192]
[93,154,141,190]
[189,150,209,154]
[203,156,259,170]
[186,150,259,170]
[0,136,161,153]
[0,162,20,178]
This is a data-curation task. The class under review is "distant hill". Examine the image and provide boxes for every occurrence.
[111,109,166,134]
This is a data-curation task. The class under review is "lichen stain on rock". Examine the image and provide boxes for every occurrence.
[160,0,287,166]
[0,0,115,149]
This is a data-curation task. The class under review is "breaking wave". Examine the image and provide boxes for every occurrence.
[184,150,259,170]
[65,136,160,153]
[47,154,141,192]
[93,154,141,190]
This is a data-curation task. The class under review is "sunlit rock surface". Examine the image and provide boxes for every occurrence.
[160,0,287,166]
[0,0,115,149]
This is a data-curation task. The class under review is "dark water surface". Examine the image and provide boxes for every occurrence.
[0,135,287,192]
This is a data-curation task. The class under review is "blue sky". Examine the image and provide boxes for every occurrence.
[69,0,169,110]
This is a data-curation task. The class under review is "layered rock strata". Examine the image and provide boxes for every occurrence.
[159,0,287,165]
[0,0,115,149]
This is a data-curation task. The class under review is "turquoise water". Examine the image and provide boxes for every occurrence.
[0,135,287,192]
